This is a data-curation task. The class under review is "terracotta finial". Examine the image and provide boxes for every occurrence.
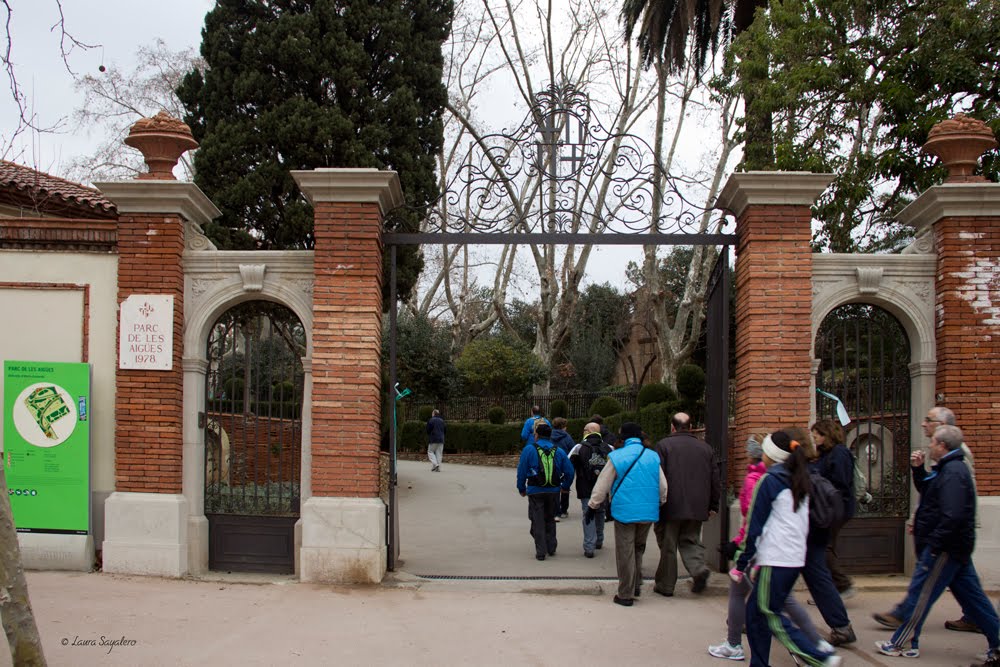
[124,111,199,180]
[922,113,997,183]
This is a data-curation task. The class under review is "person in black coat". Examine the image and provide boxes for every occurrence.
[811,419,856,596]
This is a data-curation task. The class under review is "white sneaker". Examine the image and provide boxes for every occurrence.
[708,641,745,660]
[840,587,857,600]
[822,656,842,667]
[816,640,834,655]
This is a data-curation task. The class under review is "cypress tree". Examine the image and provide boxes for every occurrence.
[178,0,453,302]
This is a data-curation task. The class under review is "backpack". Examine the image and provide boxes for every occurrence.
[527,445,562,488]
[582,440,610,485]
[809,471,844,529]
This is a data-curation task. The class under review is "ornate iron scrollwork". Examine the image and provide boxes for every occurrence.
[386,82,730,238]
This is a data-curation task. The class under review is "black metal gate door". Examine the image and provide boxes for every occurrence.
[815,303,910,573]
[205,301,304,573]
[704,247,731,570]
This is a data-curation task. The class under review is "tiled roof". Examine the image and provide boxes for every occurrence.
[0,160,116,218]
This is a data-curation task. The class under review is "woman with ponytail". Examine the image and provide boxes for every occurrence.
[734,430,841,666]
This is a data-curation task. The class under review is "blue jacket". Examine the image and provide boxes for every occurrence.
[425,416,446,444]
[815,443,855,520]
[517,439,574,495]
[520,415,551,446]
[550,428,575,455]
[912,448,976,562]
[608,438,660,523]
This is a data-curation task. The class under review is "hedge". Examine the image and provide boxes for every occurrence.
[396,418,595,454]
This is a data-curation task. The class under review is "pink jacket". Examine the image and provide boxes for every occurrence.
[733,461,767,546]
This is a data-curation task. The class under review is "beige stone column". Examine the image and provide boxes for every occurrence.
[292,168,402,583]
[716,172,832,486]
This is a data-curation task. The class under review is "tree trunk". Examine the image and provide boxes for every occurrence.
[0,466,46,666]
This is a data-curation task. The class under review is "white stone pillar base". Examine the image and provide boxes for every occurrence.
[187,515,208,576]
[19,534,94,571]
[101,492,189,577]
[300,497,386,583]
[973,496,1000,589]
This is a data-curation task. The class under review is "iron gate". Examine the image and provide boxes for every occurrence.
[815,302,911,573]
[204,301,304,573]
[704,247,730,570]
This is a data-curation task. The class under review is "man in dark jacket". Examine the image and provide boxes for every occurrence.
[550,417,576,519]
[874,425,999,661]
[570,422,613,557]
[652,412,720,596]
[425,409,446,472]
[516,423,574,561]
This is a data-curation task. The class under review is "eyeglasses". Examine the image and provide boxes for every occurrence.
[922,417,940,424]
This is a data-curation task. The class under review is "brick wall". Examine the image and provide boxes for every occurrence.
[732,204,814,486]
[210,413,302,485]
[115,213,185,493]
[934,215,1000,494]
[310,202,384,497]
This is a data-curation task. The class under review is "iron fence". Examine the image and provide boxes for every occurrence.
[400,389,638,423]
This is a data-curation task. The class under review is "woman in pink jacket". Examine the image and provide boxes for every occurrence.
[708,433,826,661]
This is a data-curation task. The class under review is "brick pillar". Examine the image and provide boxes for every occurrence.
[292,168,402,583]
[95,180,220,576]
[716,172,832,487]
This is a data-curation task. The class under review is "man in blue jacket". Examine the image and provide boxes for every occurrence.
[874,425,999,662]
[520,405,550,447]
[586,422,667,606]
[517,423,574,561]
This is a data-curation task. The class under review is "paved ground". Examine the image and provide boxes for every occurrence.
[4,460,996,666]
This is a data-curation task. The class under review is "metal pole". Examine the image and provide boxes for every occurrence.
[388,245,399,570]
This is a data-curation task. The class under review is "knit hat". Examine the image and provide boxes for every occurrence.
[746,434,764,460]
[619,422,643,440]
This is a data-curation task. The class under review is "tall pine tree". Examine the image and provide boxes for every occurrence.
[177,0,452,301]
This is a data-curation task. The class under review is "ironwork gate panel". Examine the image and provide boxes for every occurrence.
[704,247,730,570]
[815,303,910,574]
[205,301,304,573]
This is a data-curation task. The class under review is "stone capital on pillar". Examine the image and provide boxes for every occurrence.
[292,168,403,215]
[94,180,221,228]
[895,183,1000,236]
[714,171,833,219]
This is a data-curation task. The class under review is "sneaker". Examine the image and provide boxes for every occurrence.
[584,551,594,558]
[707,641,745,660]
[816,640,835,655]
[828,625,856,646]
[945,617,982,633]
[839,587,857,600]
[613,595,633,607]
[535,554,545,561]
[822,656,842,667]
[634,586,642,597]
[873,612,903,629]
[692,570,710,593]
[875,640,919,658]
[971,648,1000,667]
[595,542,603,550]
[560,512,569,518]
[554,516,560,522]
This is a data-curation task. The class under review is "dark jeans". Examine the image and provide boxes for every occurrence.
[747,566,831,667]
[826,519,853,592]
[890,548,999,650]
[559,490,570,516]
[528,492,559,557]
[802,538,850,629]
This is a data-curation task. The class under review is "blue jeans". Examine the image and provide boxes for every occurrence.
[890,548,1000,651]
[747,566,832,667]
[581,499,605,553]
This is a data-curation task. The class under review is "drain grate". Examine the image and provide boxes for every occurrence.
[413,574,649,581]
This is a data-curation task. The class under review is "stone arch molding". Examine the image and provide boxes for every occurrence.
[811,254,935,365]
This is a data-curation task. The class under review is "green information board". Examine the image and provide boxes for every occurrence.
[3,360,90,534]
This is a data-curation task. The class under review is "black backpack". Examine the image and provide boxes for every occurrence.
[582,440,610,485]
[527,446,561,488]
[809,471,844,529]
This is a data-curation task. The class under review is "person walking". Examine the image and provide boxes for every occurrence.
[873,424,999,662]
[550,417,576,519]
[516,423,574,561]
[734,430,842,667]
[653,412,720,596]
[586,422,666,606]
[811,419,856,597]
[520,405,550,447]
[425,409,446,472]
[569,422,613,557]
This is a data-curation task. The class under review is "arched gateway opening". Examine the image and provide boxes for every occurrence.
[204,300,305,573]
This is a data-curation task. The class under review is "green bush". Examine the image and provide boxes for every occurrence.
[417,405,434,422]
[487,406,507,424]
[637,382,677,408]
[222,377,244,400]
[549,399,568,419]
[398,421,523,454]
[677,364,706,402]
[589,396,623,419]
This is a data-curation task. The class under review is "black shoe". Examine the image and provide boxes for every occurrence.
[547,550,556,557]
[584,551,595,558]
[634,586,642,597]
[536,554,545,561]
[595,542,603,550]
[691,570,709,593]
[613,595,633,607]
[653,587,674,597]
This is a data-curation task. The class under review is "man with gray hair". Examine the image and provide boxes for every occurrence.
[873,425,999,663]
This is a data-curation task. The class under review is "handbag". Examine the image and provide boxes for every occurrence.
[607,448,646,522]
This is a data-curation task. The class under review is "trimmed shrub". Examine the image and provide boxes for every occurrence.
[487,406,507,424]
[637,382,677,408]
[677,364,706,402]
[549,399,568,419]
[398,421,523,454]
[589,396,623,419]
[416,405,434,422]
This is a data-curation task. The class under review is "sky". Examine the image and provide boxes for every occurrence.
[0,0,729,292]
